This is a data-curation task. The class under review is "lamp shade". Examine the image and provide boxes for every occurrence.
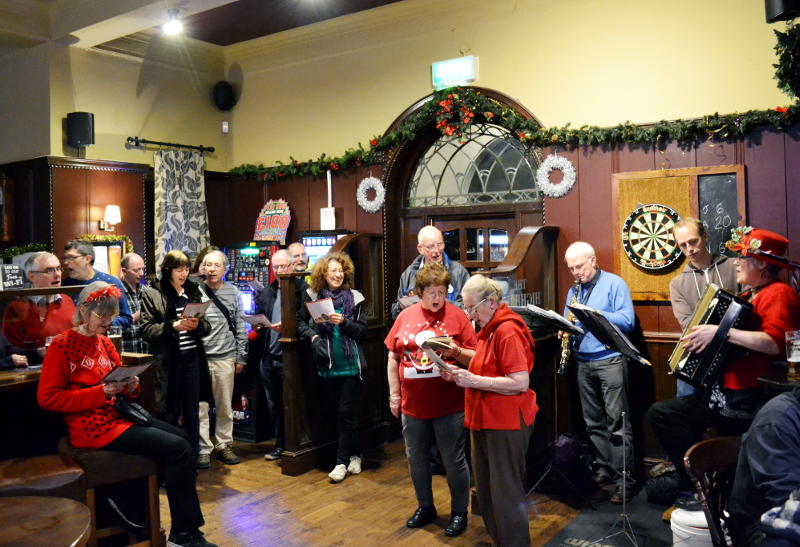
[104,205,121,225]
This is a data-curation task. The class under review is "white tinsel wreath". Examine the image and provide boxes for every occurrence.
[356,176,385,213]
[536,154,576,198]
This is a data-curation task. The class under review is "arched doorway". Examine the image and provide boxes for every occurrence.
[381,87,544,314]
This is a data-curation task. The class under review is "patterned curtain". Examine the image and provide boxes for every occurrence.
[153,150,210,266]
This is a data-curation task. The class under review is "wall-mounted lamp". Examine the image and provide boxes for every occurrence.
[99,205,121,231]
[163,8,183,35]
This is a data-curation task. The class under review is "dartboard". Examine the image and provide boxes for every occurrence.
[621,204,682,270]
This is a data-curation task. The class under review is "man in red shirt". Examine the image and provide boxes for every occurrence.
[2,251,75,363]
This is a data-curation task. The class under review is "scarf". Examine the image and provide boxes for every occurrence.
[318,288,356,360]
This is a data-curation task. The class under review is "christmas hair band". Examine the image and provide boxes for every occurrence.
[86,285,122,303]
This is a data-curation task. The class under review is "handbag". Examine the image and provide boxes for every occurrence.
[114,396,154,426]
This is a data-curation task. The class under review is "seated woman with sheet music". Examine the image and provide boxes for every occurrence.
[443,274,538,547]
[384,262,477,538]
[647,227,800,508]
[297,251,368,484]
[37,281,216,547]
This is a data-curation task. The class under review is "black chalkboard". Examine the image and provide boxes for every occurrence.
[698,173,740,257]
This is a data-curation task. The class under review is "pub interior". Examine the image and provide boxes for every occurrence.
[1,1,800,546]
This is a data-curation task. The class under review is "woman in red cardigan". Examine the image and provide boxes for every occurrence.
[37,281,216,547]
[443,274,538,547]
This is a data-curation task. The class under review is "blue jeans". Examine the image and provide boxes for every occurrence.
[576,355,635,486]
[401,411,470,513]
[676,378,696,397]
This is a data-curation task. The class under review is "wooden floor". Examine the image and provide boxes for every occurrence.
[160,439,579,546]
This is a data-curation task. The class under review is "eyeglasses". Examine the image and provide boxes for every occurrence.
[422,288,447,298]
[31,267,62,275]
[466,298,488,316]
[421,242,445,252]
[62,254,85,263]
[91,311,117,323]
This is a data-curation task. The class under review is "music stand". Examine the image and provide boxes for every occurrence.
[567,303,651,367]
[588,411,639,547]
[514,305,593,507]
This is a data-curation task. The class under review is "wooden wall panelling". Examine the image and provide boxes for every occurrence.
[615,143,655,173]
[786,127,800,261]
[266,175,310,243]
[577,146,614,272]
[659,141,695,171]
[744,128,788,235]
[205,171,265,246]
[51,166,88,252]
[695,139,739,168]
[354,165,384,235]
[541,146,581,312]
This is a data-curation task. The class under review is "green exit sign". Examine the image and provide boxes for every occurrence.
[431,56,478,90]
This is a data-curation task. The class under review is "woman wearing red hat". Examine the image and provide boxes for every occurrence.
[647,226,800,509]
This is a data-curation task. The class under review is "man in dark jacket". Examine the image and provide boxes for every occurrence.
[254,249,307,461]
[391,226,470,320]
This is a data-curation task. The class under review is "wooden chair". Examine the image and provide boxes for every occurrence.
[59,438,165,547]
[683,436,742,547]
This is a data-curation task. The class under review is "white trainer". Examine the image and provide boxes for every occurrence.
[347,455,362,475]
[328,464,348,483]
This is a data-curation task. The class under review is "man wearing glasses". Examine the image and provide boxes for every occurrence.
[61,239,133,329]
[562,241,636,505]
[287,242,309,273]
[2,251,76,364]
[119,252,149,354]
[391,226,470,321]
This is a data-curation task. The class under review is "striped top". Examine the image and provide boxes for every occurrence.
[175,291,198,351]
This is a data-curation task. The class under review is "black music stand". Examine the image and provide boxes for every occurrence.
[516,305,593,507]
[567,303,651,367]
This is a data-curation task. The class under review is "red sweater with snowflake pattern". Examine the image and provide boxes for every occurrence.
[37,329,134,448]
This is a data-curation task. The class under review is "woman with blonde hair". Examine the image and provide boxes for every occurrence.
[297,251,367,483]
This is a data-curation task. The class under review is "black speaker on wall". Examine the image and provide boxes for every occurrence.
[66,112,94,148]
[765,0,800,23]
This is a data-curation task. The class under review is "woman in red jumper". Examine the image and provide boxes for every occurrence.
[443,274,538,547]
[37,281,215,547]
[385,263,477,537]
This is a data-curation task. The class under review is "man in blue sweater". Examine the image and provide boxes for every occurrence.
[61,239,132,329]
[563,241,636,504]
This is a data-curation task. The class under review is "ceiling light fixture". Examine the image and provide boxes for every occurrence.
[163,8,183,36]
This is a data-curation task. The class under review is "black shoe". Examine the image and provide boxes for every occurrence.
[592,472,613,486]
[264,447,283,461]
[676,493,702,511]
[444,514,468,537]
[168,531,218,547]
[610,484,634,504]
[406,506,437,528]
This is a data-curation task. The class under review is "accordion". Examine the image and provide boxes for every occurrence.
[668,284,752,390]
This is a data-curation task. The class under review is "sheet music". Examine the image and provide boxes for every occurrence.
[568,303,651,367]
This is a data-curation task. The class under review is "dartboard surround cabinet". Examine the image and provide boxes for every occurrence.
[621,203,682,270]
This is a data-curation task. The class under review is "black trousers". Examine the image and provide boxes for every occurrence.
[646,393,751,487]
[323,375,361,465]
[260,356,284,449]
[105,418,204,536]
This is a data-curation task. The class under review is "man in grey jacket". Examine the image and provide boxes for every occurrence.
[391,225,470,320]
[668,218,737,396]
[197,250,248,468]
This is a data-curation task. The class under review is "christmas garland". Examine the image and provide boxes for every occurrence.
[231,26,799,183]
[77,234,134,254]
[0,242,47,261]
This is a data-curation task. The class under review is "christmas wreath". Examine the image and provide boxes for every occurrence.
[356,176,385,213]
[536,154,576,198]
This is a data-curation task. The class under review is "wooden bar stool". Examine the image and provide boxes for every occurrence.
[59,438,165,547]
[0,453,86,502]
